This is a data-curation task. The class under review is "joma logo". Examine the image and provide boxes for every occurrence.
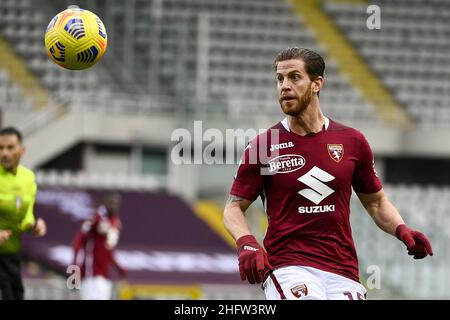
[270,141,294,152]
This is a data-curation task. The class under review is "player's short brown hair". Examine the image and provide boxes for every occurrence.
[273,47,325,81]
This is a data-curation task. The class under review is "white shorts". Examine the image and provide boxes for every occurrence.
[81,276,113,300]
[263,266,366,300]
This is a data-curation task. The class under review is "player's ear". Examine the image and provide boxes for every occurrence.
[20,146,26,157]
[312,76,323,94]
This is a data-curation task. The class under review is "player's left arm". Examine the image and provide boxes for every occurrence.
[20,179,46,237]
[354,132,432,259]
[356,189,403,236]
[111,251,127,278]
[357,189,433,259]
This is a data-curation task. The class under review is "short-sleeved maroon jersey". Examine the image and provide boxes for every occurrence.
[230,117,382,282]
[73,206,122,279]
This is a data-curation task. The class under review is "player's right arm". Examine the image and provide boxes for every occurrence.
[72,215,96,265]
[223,194,253,240]
[224,135,273,284]
[224,137,263,240]
[224,195,272,284]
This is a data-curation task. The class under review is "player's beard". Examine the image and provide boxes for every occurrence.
[280,84,313,117]
[0,156,14,170]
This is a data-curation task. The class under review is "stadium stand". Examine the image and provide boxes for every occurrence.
[351,184,450,299]
[21,187,266,299]
[323,0,450,128]
[1,0,450,300]
[3,0,448,128]
[34,170,166,191]
[0,69,34,111]
[2,0,383,126]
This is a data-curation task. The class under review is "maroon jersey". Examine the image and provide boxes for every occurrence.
[230,117,382,282]
[73,206,123,279]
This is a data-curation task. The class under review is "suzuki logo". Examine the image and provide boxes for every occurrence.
[298,166,335,204]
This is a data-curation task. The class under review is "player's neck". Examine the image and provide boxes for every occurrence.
[287,102,325,136]
[1,164,18,175]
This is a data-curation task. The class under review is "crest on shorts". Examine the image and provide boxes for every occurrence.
[327,144,344,163]
[290,283,308,298]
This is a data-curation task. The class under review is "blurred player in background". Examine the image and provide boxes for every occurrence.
[72,192,126,300]
[0,127,47,300]
[223,47,433,300]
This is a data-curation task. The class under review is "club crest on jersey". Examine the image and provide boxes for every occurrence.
[327,144,344,163]
[290,283,308,298]
[268,154,305,174]
[270,141,294,152]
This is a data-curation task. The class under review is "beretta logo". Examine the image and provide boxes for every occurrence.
[268,154,305,174]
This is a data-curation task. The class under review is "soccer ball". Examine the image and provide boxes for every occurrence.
[44,7,107,70]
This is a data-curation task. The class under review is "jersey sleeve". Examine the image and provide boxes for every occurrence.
[72,229,88,265]
[19,176,37,232]
[230,138,264,201]
[352,132,383,194]
[81,212,100,234]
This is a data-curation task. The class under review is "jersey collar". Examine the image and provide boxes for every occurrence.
[281,116,329,132]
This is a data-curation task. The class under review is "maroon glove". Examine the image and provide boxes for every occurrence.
[396,224,433,259]
[236,235,273,284]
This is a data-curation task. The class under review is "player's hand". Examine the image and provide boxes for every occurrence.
[236,235,273,284]
[396,224,433,259]
[0,229,12,245]
[32,218,47,237]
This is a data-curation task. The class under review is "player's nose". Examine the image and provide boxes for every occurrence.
[279,78,292,91]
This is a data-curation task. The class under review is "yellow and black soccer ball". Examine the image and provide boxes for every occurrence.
[44,6,107,70]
